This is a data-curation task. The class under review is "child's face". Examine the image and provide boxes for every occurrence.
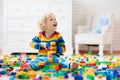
[45,14,58,31]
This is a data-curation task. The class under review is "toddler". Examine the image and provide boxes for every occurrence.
[29,13,78,71]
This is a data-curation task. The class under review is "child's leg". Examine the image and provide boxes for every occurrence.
[61,62,71,68]
[59,57,71,68]
[34,56,48,62]
[28,56,48,70]
[59,58,78,70]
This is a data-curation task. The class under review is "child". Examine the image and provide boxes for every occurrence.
[29,13,78,70]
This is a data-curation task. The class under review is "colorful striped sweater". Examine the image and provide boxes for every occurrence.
[30,31,66,56]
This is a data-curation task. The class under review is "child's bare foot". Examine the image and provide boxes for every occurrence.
[71,62,78,71]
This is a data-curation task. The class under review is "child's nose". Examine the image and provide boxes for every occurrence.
[54,20,57,23]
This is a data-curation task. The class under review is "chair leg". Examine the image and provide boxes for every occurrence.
[88,45,90,52]
[87,45,92,53]
[75,43,79,55]
[98,44,104,56]
[109,44,113,54]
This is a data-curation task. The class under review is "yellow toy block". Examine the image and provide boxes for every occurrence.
[28,70,36,78]
[84,67,96,76]
[48,58,53,62]
[58,76,64,79]
[61,68,68,72]
[43,76,50,80]
[38,62,45,66]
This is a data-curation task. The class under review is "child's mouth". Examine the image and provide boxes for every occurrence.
[53,24,57,27]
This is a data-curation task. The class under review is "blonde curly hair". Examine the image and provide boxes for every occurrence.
[37,13,55,31]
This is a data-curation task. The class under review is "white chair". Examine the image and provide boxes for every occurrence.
[74,13,113,56]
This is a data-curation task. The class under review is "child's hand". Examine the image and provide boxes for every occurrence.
[40,42,49,50]
[59,54,65,58]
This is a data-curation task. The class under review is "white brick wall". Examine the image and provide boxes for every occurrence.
[0,0,3,49]
[0,0,120,51]
[73,0,120,51]
[113,16,120,50]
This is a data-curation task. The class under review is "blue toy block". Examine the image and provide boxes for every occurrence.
[11,72,16,76]
[102,67,107,70]
[107,69,116,79]
[9,76,16,80]
[64,74,69,79]
[46,69,56,72]
[114,67,120,78]
[0,63,2,68]
[106,74,112,80]
[29,63,39,70]
[74,74,83,80]
[2,65,9,69]
[0,60,3,63]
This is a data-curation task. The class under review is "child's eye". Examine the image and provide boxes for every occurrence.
[50,19,53,21]
[50,18,56,21]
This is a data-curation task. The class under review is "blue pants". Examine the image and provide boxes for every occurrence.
[28,55,70,70]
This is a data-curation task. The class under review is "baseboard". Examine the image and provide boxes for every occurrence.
[11,52,38,55]
[73,50,120,55]
[0,49,120,55]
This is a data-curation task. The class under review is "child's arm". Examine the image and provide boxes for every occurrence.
[30,36,41,49]
[56,36,66,55]
[30,34,50,50]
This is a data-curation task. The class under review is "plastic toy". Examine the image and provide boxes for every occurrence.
[86,75,94,80]
[84,67,96,76]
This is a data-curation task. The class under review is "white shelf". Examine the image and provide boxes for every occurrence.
[3,0,72,56]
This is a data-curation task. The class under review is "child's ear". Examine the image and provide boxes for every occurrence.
[41,23,45,26]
